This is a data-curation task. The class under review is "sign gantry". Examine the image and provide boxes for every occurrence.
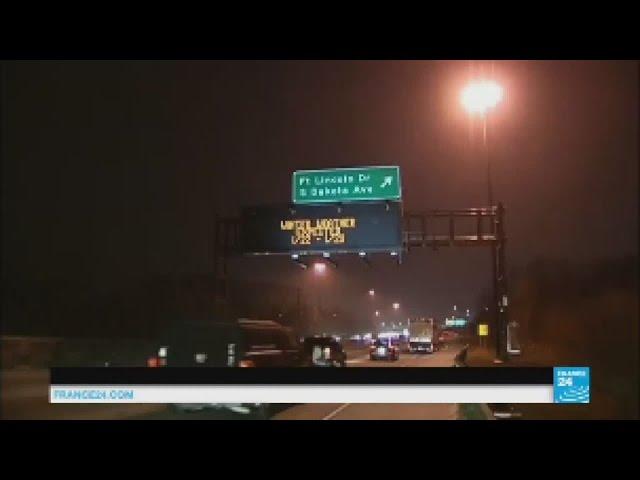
[212,166,512,360]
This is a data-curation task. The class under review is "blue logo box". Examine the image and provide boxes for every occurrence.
[553,367,590,403]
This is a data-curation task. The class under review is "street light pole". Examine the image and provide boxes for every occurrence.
[461,76,504,362]
[484,110,502,361]
[311,261,327,335]
[483,114,493,207]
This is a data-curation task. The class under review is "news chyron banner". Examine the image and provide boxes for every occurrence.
[49,367,591,404]
[240,202,403,256]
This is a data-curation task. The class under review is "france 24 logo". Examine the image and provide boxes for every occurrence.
[557,376,573,387]
[553,367,590,404]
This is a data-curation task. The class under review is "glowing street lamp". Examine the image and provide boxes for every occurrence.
[368,289,375,297]
[375,310,380,317]
[392,302,400,310]
[460,80,503,115]
[313,262,326,275]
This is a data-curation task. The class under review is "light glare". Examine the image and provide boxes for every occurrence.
[313,262,326,274]
[461,80,503,114]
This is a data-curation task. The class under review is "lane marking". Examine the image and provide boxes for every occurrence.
[323,403,351,420]
[480,404,496,420]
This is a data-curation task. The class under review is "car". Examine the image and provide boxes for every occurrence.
[147,319,302,417]
[439,330,460,342]
[301,337,347,367]
[409,340,434,354]
[149,319,302,368]
[369,339,399,361]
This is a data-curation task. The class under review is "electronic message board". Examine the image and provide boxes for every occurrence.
[240,202,403,256]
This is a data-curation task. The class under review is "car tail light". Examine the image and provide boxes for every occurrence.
[147,356,159,368]
[239,359,256,368]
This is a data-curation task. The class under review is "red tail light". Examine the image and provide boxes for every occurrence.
[147,356,159,368]
[239,359,256,368]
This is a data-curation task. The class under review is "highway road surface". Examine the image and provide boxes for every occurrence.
[1,343,485,420]
[272,345,463,420]
[133,345,472,420]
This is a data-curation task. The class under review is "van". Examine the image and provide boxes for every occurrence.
[147,319,302,417]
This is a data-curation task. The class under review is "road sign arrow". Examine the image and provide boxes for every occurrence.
[380,176,393,188]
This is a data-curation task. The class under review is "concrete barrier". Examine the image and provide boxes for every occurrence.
[1,336,62,369]
[453,344,470,367]
[1,336,155,369]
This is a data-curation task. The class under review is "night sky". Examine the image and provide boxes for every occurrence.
[2,60,637,327]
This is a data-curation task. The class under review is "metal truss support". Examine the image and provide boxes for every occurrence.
[403,205,510,361]
[214,205,511,360]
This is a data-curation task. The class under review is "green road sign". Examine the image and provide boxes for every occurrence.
[446,317,468,327]
[292,166,401,204]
